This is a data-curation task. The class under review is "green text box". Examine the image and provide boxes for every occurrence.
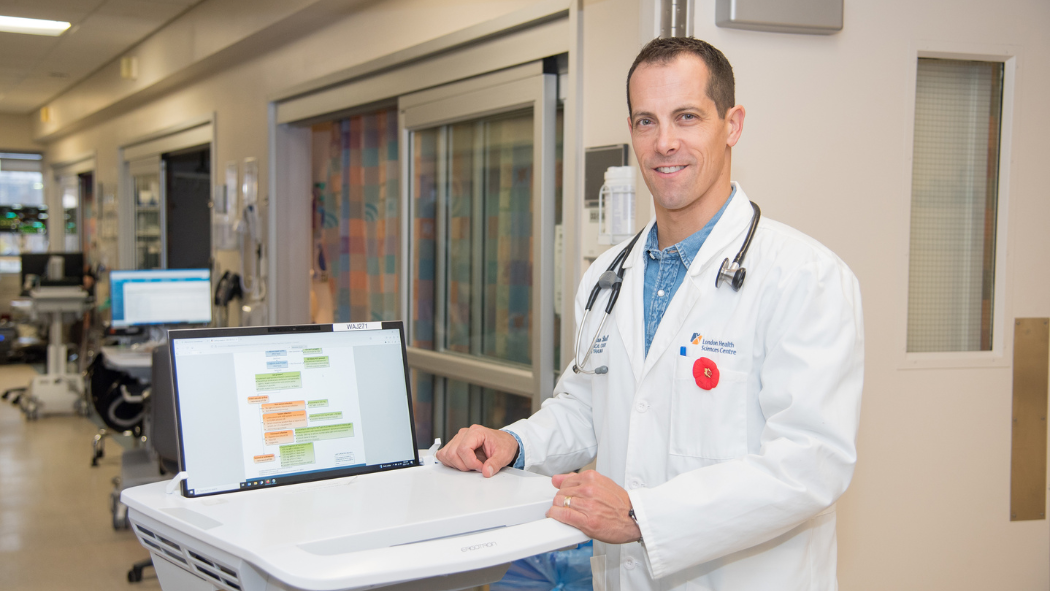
[255,371,302,392]
[307,399,328,408]
[279,442,315,468]
[309,411,343,421]
[294,423,354,443]
[303,356,330,369]
[302,348,323,354]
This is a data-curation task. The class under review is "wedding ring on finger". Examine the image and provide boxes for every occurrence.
[563,496,572,508]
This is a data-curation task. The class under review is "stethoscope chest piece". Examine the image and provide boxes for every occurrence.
[716,258,746,291]
[714,201,761,292]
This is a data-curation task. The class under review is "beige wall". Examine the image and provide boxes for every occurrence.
[678,0,1049,588]
[38,0,1050,587]
[0,114,40,153]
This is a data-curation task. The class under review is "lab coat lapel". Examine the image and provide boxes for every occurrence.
[613,217,655,386]
[640,183,754,379]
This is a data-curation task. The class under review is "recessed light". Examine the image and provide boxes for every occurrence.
[0,15,71,37]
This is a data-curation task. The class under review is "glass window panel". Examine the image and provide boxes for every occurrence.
[481,112,533,364]
[410,110,534,366]
[134,173,161,269]
[907,58,1003,352]
[481,388,532,431]
[413,369,531,443]
[412,128,438,351]
[0,170,44,206]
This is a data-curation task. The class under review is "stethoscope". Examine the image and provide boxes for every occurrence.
[572,201,761,375]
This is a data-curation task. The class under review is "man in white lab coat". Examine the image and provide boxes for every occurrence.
[437,37,864,591]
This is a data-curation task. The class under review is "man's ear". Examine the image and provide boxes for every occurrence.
[626,114,633,134]
[725,105,745,148]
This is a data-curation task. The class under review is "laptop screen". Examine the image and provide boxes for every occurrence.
[169,322,419,497]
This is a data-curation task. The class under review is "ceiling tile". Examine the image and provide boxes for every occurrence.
[0,0,205,113]
[0,32,59,59]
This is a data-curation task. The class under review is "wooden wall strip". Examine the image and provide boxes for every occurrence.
[1011,318,1049,521]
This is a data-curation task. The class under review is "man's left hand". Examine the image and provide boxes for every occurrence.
[546,470,642,544]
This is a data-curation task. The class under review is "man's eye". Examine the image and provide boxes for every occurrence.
[636,118,652,126]
[681,113,696,121]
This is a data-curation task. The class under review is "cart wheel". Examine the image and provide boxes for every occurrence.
[128,567,142,582]
[112,496,128,530]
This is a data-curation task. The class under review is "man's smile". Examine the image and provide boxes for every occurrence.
[655,165,688,175]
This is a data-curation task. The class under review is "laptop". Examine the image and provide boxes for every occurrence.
[169,321,419,498]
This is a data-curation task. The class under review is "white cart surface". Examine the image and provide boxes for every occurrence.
[122,464,589,591]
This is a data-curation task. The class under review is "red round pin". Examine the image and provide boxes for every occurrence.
[692,357,719,390]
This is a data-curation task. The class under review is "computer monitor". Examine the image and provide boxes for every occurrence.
[169,322,419,497]
[110,268,212,328]
[20,252,84,289]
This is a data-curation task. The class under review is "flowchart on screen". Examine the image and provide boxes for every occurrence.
[234,344,366,480]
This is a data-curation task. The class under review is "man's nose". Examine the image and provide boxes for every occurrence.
[655,124,679,154]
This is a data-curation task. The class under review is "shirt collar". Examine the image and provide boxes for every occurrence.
[645,186,736,269]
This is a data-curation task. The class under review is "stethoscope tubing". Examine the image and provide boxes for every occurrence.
[571,200,761,375]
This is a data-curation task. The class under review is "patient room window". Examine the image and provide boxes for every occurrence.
[906,58,1004,352]
[403,70,559,442]
[412,111,536,366]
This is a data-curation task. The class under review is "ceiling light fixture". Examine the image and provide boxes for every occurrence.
[0,15,71,36]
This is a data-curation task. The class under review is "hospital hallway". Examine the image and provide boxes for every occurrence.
[0,364,161,590]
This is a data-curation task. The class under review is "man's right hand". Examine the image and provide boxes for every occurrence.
[435,425,520,478]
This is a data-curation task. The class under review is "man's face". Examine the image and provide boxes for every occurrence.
[628,54,742,216]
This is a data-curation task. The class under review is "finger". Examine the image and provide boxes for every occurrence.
[454,430,485,472]
[482,457,501,478]
[438,429,473,471]
[552,472,584,491]
[546,505,590,533]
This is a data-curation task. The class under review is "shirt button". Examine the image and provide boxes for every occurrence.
[657,289,665,297]
[635,401,648,413]
[625,557,636,570]
[630,478,644,489]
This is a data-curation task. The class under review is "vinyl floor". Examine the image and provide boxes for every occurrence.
[0,364,161,590]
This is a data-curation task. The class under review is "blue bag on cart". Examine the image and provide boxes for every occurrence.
[491,541,593,591]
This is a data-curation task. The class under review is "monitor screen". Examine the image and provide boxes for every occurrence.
[110,268,211,328]
[169,322,418,497]
[21,252,84,288]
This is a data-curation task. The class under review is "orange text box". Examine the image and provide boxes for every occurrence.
[253,454,275,463]
[260,400,306,414]
[262,410,308,431]
[263,430,295,445]
[247,395,269,404]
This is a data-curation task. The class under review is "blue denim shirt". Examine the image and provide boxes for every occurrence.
[505,188,735,468]
[642,187,733,357]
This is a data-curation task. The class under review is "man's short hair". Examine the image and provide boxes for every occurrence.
[626,37,735,119]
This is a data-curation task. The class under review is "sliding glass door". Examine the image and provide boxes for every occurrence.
[402,71,557,444]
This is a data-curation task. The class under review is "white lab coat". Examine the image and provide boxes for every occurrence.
[505,183,864,591]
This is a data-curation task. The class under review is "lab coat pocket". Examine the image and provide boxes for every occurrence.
[670,356,748,460]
